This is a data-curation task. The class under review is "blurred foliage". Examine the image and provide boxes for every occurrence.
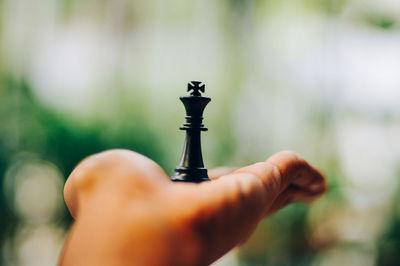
[376,176,400,266]
[0,76,167,261]
[1,0,400,265]
[364,13,397,30]
[306,0,348,15]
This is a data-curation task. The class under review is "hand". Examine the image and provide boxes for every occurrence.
[61,149,326,266]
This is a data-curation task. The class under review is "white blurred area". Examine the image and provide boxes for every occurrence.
[2,155,66,266]
[1,0,400,265]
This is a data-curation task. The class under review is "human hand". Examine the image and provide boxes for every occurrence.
[61,149,326,266]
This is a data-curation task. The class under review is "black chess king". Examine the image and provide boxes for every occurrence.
[171,81,211,183]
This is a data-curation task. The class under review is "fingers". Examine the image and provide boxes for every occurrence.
[64,149,169,218]
[186,151,325,264]
[208,167,236,180]
[186,161,282,264]
[264,151,326,215]
[265,184,323,216]
[266,151,325,193]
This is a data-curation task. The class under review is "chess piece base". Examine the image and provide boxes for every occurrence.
[171,167,210,183]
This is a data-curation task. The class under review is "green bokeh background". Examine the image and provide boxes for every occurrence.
[1,0,399,265]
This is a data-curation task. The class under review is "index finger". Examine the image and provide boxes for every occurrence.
[183,152,325,265]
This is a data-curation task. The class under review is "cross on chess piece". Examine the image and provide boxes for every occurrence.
[188,81,205,96]
[171,81,211,183]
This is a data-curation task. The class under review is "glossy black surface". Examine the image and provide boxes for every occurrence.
[171,81,211,183]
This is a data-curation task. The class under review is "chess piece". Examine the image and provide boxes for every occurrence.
[171,81,211,183]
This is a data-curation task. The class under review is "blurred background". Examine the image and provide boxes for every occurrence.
[0,0,400,265]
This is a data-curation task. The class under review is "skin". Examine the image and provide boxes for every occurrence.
[60,149,326,266]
